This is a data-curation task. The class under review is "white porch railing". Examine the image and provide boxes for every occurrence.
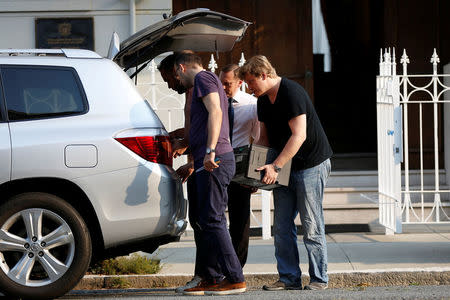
[377,48,450,234]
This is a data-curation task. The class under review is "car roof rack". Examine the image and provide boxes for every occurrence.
[0,49,102,59]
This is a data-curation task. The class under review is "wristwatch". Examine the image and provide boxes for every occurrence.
[206,147,216,154]
[272,164,282,173]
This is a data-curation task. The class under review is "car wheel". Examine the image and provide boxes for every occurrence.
[0,192,92,300]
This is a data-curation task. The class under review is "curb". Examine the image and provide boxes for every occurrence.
[75,271,450,290]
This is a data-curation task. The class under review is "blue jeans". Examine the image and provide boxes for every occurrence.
[272,158,331,286]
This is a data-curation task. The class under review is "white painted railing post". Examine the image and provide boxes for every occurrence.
[238,52,247,92]
[401,49,411,223]
[431,49,441,222]
[149,59,157,109]
[208,54,218,73]
[391,48,403,234]
[261,190,272,240]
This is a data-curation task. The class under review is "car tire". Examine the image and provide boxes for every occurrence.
[0,192,92,300]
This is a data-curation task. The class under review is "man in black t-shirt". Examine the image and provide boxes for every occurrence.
[239,55,332,291]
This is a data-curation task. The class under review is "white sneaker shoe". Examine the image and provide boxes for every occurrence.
[175,275,203,293]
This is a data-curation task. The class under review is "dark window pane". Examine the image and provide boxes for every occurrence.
[1,66,86,120]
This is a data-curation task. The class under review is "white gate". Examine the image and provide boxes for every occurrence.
[377,48,450,234]
[377,49,403,234]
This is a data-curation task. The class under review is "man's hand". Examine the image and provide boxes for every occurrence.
[203,152,219,172]
[256,164,279,185]
[176,161,194,183]
[171,138,188,158]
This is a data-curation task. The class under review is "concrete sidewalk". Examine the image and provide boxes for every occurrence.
[76,224,450,290]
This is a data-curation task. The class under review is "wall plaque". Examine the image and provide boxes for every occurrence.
[36,18,94,50]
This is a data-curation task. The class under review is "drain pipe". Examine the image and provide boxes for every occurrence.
[129,0,136,36]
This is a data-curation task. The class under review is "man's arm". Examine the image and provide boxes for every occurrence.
[183,88,193,142]
[202,91,222,171]
[257,114,306,185]
[250,104,260,143]
[251,120,260,144]
[255,122,270,146]
[169,127,189,158]
[273,114,306,167]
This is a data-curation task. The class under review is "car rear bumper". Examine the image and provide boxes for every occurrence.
[167,176,188,236]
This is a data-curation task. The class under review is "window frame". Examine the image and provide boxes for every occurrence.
[0,64,89,122]
[0,70,7,123]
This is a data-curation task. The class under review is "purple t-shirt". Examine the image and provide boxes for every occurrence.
[189,71,233,164]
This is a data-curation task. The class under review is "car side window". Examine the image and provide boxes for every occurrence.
[0,66,87,121]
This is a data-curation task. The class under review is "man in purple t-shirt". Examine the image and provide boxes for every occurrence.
[174,52,246,296]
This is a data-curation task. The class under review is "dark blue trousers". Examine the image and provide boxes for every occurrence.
[186,173,206,278]
[227,181,251,267]
[193,151,244,283]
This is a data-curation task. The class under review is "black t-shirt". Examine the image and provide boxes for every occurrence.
[257,77,332,170]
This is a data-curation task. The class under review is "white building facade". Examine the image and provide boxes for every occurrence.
[0,0,171,57]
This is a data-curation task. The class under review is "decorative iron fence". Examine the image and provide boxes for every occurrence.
[377,48,450,234]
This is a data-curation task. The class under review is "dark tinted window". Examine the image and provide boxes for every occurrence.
[1,66,87,120]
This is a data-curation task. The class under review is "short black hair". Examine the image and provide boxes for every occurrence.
[157,53,176,72]
[174,52,203,68]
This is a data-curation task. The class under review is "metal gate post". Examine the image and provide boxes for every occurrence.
[431,49,441,222]
[377,48,403,234]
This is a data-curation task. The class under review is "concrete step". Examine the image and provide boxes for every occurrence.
[248,187,379,210]
[246,201,450,227]
[245,181,450,226]
[327,169,448,187]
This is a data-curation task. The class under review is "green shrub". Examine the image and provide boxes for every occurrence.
[89,253,161,275]
[108,277,131,289]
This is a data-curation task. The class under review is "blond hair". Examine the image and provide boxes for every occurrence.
[238,55,277,79]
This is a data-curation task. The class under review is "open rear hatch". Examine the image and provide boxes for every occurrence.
[112,8,250,74]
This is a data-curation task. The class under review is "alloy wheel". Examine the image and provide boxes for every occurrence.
[0,208,75,287]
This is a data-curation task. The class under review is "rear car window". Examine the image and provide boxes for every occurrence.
[0,66,87,120]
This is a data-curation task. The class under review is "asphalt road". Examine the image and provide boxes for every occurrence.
[59,285,450,299]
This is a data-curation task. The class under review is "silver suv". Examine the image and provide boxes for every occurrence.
[0,9,249,299]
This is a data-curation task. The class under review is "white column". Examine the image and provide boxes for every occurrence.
[129,0,136,36]
[261,190,272,240]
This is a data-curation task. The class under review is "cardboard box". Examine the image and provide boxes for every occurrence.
[231,144,292,190]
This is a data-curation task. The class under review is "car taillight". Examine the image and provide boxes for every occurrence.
[115,135,173,167]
